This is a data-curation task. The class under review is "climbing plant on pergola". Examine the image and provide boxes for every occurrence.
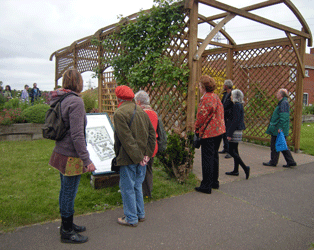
[50,0,312,151]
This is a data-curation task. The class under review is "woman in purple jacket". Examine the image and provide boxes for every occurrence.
[225,89,250,179]
[49,69,96,244]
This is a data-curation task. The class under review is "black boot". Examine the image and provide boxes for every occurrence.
[60,215,88,244]
[244,166,250,180]
[60,217,86,234]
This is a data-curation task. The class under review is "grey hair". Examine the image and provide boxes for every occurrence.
[224,79,233,89]
[134,90,150,105]
[231,89,244,103]
[279,88,289,98]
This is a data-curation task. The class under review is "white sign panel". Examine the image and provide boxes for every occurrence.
[86,113,115,175]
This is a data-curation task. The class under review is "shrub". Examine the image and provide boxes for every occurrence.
[0,108,26,125]
[157,130,195,183]
[3,98,20,109]
[303,105,314,115]
[22,104,50,124]
[82,90,97,113]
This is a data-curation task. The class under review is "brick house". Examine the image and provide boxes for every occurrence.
[303,48,314,106]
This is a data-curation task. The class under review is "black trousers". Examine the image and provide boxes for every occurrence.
[228,142,247,172]
[270,135,296,165]
[222,133,229,151]
[200,135,222,190]
[142,157,154,198]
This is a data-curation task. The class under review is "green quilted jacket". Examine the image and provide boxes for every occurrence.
[266,97,290,136]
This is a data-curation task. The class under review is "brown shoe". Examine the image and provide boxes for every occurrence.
[117,217,138,227]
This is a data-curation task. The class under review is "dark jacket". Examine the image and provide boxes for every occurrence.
[51,91,92,167]
[266,97,290,136]
[114,101,156,166]
[29,87,41,102]
[221,91,233,121]
[226,102,246,137]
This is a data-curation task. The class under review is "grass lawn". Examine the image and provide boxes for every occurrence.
[300,123,314,155]
[0,139,199,232]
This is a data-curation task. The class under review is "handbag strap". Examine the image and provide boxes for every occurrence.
[199,116,212,139]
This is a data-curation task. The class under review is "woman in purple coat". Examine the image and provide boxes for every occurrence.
[49,69,96,244]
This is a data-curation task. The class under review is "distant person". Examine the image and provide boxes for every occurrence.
[29,82,41,104]
[113,85,156,227]
[134,90,159,198]
[21,85,29,103]
[49,69,96,244]
[3,85,12,101]
[263,88,297,168]
[194,75,225,194]
[219,79,233,159]
[225,89,250,179]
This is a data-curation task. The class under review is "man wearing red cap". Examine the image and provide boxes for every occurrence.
[113,85,156,227]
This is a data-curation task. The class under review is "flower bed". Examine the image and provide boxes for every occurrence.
[0,123,43,141]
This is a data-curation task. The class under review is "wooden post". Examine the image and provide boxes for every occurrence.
[55,57,58,90]
[226,46,233,80]
[186,0,198,132]
[293,35,306,152]
[98,43,104,112]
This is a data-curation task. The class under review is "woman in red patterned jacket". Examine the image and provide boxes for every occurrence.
[195,75,225,194]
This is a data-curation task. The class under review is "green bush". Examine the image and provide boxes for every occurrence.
[82,91,97,113]
[22,104,50,123]
[3,98,20,109]
[303,105,314,115]
[157,130,195,183]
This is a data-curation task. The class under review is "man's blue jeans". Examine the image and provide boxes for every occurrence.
[119,164,146,224]
[59,173,81,218]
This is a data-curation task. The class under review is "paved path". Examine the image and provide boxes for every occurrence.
[1,142,314,250]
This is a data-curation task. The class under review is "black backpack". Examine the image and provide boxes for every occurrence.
[42,92,78,141]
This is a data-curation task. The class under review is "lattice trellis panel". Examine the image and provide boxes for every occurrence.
[233,44,298,145]
[202,41,299,145]
[202,51,228,97]
[143,10,190,133]
[100,72,117,121]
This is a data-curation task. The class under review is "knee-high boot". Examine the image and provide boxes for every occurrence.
[60,215,88,244]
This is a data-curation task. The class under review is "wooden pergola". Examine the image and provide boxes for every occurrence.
[50,0,312,151]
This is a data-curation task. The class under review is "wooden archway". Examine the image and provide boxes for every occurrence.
[50,0,312,150]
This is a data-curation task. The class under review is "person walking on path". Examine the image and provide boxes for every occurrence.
[113,85,156,227]
[29,82,41,104]
[49,69,96,244]
[263,88,297,168]
[21,85,29,103]
[219,80,233,159]
[134,90,159,198]
[194,75,225,194]
[225,89,250,179]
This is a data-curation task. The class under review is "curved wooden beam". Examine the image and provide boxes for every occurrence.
[199,0,311,39]
[198,13,236,46]
[283,0,312,47]
[286,32,305,78]
[200,0,283,23]
[194,13,235,60]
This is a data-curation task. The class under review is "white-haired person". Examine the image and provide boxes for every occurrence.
[263,88,296,168]
[225,89,250,179]
[134,90,159,198]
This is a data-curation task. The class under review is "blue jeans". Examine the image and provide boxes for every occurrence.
[119,164,146,224]
[59,173,81,218]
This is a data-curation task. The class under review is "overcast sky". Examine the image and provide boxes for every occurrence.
[0,0,313,91]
